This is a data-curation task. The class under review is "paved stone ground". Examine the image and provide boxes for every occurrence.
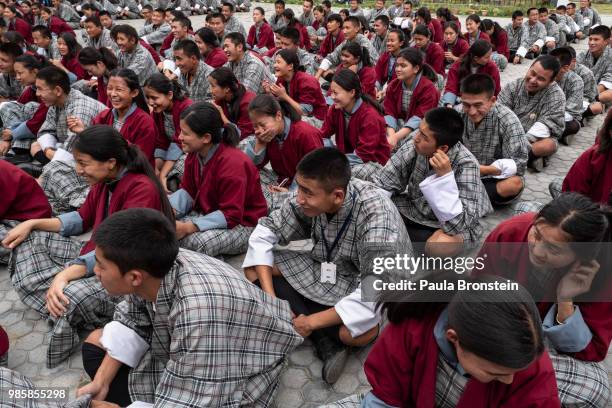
[1,6,612,407]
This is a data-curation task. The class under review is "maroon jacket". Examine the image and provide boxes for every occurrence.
[442,37,469,59]
[205,47,228,68]
[562,143,612,205]
[16,85,48,135]
[139,39,161,64]
[47,16,74,37]
[277,71,327,121]
[219,89,256,139]
[384,75,440,127]
[444,59,501,97]
[430,18,444,44]
[319,30,344,57]
[152,97,193,151]
[375,51,398,87]
[247,22,275,51]
[0,160,51,221]
[62,55,89,81]
[492,29,510,59]
[417,41,445,77]
[9,17,32,44]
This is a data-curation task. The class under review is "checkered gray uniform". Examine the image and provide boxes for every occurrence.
[575,63,598,103]
[8,230,119,367]
[224,51,275,94]
[571,12,585,32]
[139,23,172,46]
[39,161,90,214]
[178,60,213,102]
[113,248,302,407]
[461,103,529,176]
[0,220,18,264]
[505,23,524,51]
[375,140,493,247]
[225,16,247,37]
[512,200,545,215]
[38,39,61,60]
[55,3,80,27]
[549,348,610,407]
[371,33,388,60]
[435,354,468,408]
[498,78,566,139]
[351,161,384,183]
[253,164,292,211]
[81,28,117,53]
[543,18,562,45]
[0,73,23,100]
[179,217,253,257]
[577,47,612,94]
[118,44,158,86]
[558,70,585,122]
[259,178,412,306]
[520,21,546,51]
[163,34,195,60]
[266,48,317,76]
[324,34,380,68]
[0,100,39,150]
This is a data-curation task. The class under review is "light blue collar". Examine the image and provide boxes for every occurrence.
[434,306,468,377]
[402,72,421,91]
[277,116,292,142]
[198,143,220,165]
[112,102,138,122]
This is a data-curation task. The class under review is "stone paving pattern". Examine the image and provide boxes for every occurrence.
[0,6,611,407]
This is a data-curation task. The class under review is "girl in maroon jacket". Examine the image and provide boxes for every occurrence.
[412,24,446,78]
[375,29,406,95]
[481,19,510,71]
[195,27,228,69]
[269,49,327,127]
[78,47,118,108]
[384,48,440,148]
[476,193,612,406]
[2,125,173,367]
[144,73,193,193]
[441,40,500,107]
[54,32,88,82]
[39,8,74,37]
[321,69,390,181]
[0,54,49,160]
[337,43,376,99]
[68,69,156,164]
[465,14,491,46]
[247,7,275,54]
[442,21,469,67]
[345,277,560,408]
[245,94,323,209]
[208,67,255,139]
[170,102,268,257]
[4,5,32,44]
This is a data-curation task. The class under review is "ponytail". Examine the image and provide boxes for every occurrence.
[209,67,245,123]
[143,73,186,101]
[180,101,239,147]
[78,46,118,73]
[332,69,384,115]
[109,68,149,113]
[248,93,300,123]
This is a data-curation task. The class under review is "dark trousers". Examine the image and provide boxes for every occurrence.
[82,342,133,407]
[562,119,581,138]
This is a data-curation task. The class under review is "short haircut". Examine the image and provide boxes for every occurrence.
[556,5,567,11]
[304,0,314,6]
[93,208,179,279]
[460,73,496,97]
[534,54,561,80]
[206,12,224,23]
[195,27,219,47]
[278,26,300,44]
[512,10,524,19]
[567,2,576,7]
[154,7,165,14]
[590,25,611,40]
[36,65,70,94]
[526,7,538,15]
[172,16,191,29]
[322,0,331,8]
[412,24,431,38]
[566,45,577,59]
[296,147,351,193]
[32,24,52,39]
[224,31,246,48]
[344,16,361,28]
[538,7,548,14]
[84,15,102,27]
[274,0,285,6]
[141,4,153,11]
[173,39,201,59]
[222,1,234,12]
[424,107,463,148]
[0,42,23,60]
[374,15,390,27]
[98,10,111,18]
[110,24,138,42]
[327,13,343,25]
[549,47,572,67]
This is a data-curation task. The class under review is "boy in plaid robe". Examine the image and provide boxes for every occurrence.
[577,25,612,107]
[139,9,171,48]
[459,74,528,206]
[375,107,492,257]
[568,46,603,119]
[550,47,584,145]
[498,56,566,172]
[112,25,158,87]
[243,147,411,385]
[223,32,275,95]
[512,8,546,64]
[76,208,302,407]
[173,40,213,102]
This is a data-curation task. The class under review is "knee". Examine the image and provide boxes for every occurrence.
[599,90,612,104]
[244,267,257,282]
[426,231,463,257]
[84,328,104,347]
[499,176,524,197]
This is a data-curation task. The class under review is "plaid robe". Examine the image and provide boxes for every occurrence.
[520,21,546,50]
[266,48,317,76]
[38,39,62,60]
[258,178,411,306]
[504,23,523,51]
[139,23,172,46]
[571,12,585,31]
[9,231,120,367]
[374,140,493,246]
[498,78,566,139]
[577,47,612,89]
[55,3,80,26]
[0,220,19,264]
[81,28,117,53]
[557,70,584,122]
[324,34,379,68]
[112,248,302,406]
[179,215,253,257]
[118,44,158,86]
[224,52,275,94]
[543,18,561,45]
[461,103,529,176]
[370,32,388,59]
[0,100,39,150]
[0,73,23,100]
[575,63,598,103]
[225,15,247,38]
[178,60,213,102]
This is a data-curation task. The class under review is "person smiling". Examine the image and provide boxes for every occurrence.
[208,67,255,139]
[111,24,156,87]
[374,28,406,94]
[2,125,173,368]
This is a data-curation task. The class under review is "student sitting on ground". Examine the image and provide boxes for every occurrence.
[498,55,565,172]
[513,8,546,64]
[223,32,275,95]
[2,125,173,368]
[375,107,492,256]
[53,32,88,82]
[77,47,118,108]
[411,24,445,78]
[459,73,528,206]
[477,193,612,407]
[81,16,116,53]
[337,43,376,98]
[549,47,583,146]
[194,27,228,68]
[0,42,23,101]
[332,276,560,407]
[441,21,469,67]
[505,10,524,61]
[577,25,612,108]
[569,46,603,120]
[321,69,390,182]
[480,18,509,70]
[111,24,157,87]
[138,7,171,49]
[383,48,439,149]
[243,147,411,385]
[244,94,322,209]
[172,39,213,103]
[75,208,302,407]
[441,39,500,108]
[264,27,316,76]
[31,25,60,60]
[317,13,344,60]
[247,6,275,55]
[374,28,405,96]
[168,102,267,257]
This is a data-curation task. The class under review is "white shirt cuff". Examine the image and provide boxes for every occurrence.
[419,171,463,222]
[38,133,58,151]
[545,36,556,43]
[599,80,612,90]
[564,111,573,122]
[516,46,528,58]
[491,158,518,179]
[334,286,380,337]
[100,321,150,368]
[126,402,154,408]
[51,148,75,165]
[242,224,278,268]
[319,59,332,71]
[527,121,551,138]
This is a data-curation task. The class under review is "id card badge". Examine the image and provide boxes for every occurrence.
[320,262,337,284]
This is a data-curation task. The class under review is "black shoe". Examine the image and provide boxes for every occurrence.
[311,333,349,384]
[17,161,43,178]
[527,151,544,172]
[3,152,32,165]
[560,134,574,146]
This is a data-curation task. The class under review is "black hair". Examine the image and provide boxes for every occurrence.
[397,47,437,84]
[466,13,481,25]
[557,5,567,11]
[84,15,102,27]
[274,0,285,5]
[327,13,343,26]
[180,101,239,147]
[109,68,149,112]
[144,73,186,101]
[0,42,23,60]
[590,25,611,40]
[58,32,80,60]
[443,21,460,36]
[14,53,49,72]
[412,23,431,39]
[276,48,304,73]
[98,10,111,18]
[436,7,455,22]
[169,10,187,20]
[480,19,504,44]
[526,7,538,15]
[36,65,70,94]
[40,6,52,15]
[339,9,349,19]
[224,31,246,49]
[93,208,179,279]
[512,10,524,19]
[209,67,245,124]
[536,192,611,261]
[248,93,300,123]
[141,4,153,11]
[341,42,372,67]
[356,15,369,33]
[538,7,549,14]
[221,1,235,12]
[296,147,351,193]
[331,68,384,115]
[567,2,577,7]
[74,125,174,223]
[172,16,191,30]
[278,26,301,45]
[31,24,52,39]
[110,24,139,42]
[566,45,577,59]
[322,0,331,8]
[549,47,573,67]
[387,28,406,47]
[416,6,431,23]
[253,6,266,20]
[2,32,25,48]
[424,107,463,148]
[282,8,297,26]
[81,4,96,11]
[460,73,495,97]
[153,7,165,14]
[206,12,225,24]
[533,55,561,81]
[173,39,201,59]
[344,15,361,29]
[78,46,118,71]
[195,27,219,48]
[374,15,390,27]
[458,39,492,79]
